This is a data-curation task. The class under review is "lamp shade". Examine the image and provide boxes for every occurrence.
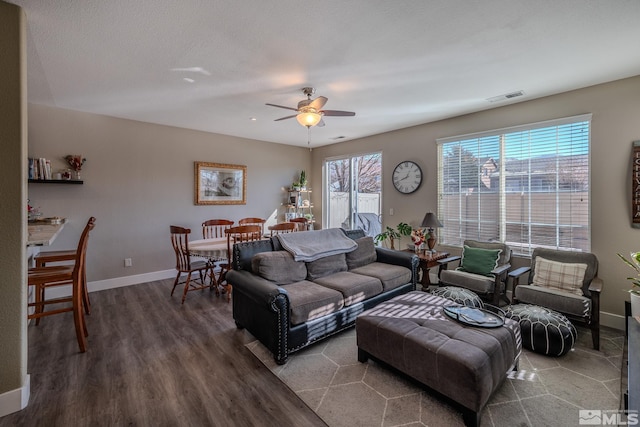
[421,212,443,228]
[296,111,322,127]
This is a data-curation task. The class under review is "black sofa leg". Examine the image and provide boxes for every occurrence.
[462,408,480,427]
[357,348,369,363]
[591,325,600,350]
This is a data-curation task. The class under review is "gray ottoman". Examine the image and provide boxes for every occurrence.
[504,304,576,357]
[431,286,484,308]
[356,291,521,427]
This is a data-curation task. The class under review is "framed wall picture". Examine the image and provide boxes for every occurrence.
[194,162,246,205]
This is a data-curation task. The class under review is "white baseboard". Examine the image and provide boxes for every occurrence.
[0,375,29,418]
[46,269,175,299]
[600,311,626,331]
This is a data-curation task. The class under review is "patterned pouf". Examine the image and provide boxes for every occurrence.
[504,304,576,356]
[431,286,484,308]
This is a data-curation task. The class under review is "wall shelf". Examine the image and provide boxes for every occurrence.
[28,179,83,185]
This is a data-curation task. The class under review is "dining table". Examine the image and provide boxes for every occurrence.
[188,238,229,288]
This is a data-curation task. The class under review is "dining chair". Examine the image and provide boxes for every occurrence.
[219,225,263,302]
[27,216,96,353]
[268,222,297,236]
[32,217,96,322]
[289,217,309,231]
[169,225,215,304]
[202,219,234,239]
[238,217,266,235]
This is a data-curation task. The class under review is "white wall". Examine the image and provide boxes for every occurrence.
[27,104,311,284]
[312,75,640,325]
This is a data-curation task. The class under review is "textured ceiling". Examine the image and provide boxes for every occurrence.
[8,0,640,147]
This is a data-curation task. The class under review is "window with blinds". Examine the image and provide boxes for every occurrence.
[437,114,591,255]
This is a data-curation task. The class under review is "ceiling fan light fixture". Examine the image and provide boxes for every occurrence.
[296,111,322,128]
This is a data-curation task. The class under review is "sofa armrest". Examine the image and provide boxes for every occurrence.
[437,255,461,278]
[491,263,511,276]
[588,276,603,294]
[227,270,286,306]
[375,248,419,287]
[508,266,531,302]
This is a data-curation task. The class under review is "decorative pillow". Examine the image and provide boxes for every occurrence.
[251,251,307,285]
[532,256,586,296]
[306,253,348,280]
[346,237,377,270]
[458,245,502,277]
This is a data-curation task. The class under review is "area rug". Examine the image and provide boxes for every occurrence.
[246,326,624,427]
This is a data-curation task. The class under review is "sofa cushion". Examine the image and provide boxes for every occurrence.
[312,271,383,306]
[251,251,307,285]
[532,256,586,296]
[306,253,348,280]
[346,237,377,270]
[350,262,410,291]
[280,280,345,326]
[458,245,502,277]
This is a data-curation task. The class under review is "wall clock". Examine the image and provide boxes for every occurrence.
[392,161,422,194]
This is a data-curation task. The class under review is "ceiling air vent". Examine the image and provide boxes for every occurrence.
[486,90,525,103]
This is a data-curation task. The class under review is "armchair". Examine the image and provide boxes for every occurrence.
[437,240,512,306]
[509,248,601,350]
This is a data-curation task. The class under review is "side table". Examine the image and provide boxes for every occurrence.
[402,250,449,290]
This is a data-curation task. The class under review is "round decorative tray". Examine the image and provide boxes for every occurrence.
[443,306,504,328]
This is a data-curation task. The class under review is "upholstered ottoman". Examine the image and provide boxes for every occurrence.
[431,286,484,308]
[504,304,576,356]
[356,291,521,427]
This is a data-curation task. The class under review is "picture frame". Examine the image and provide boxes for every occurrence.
[194,162,246,205]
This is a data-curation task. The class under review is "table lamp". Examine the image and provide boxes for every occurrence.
[421,212,443,252]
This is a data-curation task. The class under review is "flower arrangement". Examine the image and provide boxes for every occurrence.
[410,228,426,247]
[617,252,640,295]
[65,155,86,171]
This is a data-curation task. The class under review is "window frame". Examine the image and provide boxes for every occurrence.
[436,114,592,255]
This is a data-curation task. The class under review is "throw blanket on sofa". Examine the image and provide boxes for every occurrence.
[277,228,358,262]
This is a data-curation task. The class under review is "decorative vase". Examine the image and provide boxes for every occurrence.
[631,291,640,317]
[414,243,424,254]
[74,170,81,180]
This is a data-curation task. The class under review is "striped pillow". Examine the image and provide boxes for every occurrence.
[532,256,587,296]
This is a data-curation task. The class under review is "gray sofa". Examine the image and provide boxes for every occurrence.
[227,229,419,364]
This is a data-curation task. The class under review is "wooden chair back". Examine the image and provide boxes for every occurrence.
[225,225,262,260]
[170,225,195,272]
[202,219,234,239]
[238,217,266,234]
[268,222,297,236]
[289,217,309,231]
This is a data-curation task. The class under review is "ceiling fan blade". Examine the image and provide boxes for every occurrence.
[274,114,297,121]
[317,118,326,127]
[309,96,328,110]
[266,103,299,112]
[321,110,356,117]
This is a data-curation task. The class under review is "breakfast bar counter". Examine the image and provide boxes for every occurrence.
[27,219,67,246]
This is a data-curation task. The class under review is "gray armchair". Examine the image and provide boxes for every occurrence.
[509,248,602,350]
[437,240,512,306]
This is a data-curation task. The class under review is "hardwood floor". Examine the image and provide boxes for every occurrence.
[0,279,327,427]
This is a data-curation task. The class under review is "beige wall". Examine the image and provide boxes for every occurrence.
[27,104,311,283]
[313,75,640,322]
[0,0,28,410]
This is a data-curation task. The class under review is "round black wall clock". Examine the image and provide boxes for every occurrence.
[392,161,422,194]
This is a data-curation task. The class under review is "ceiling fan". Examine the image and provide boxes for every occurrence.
[266,87,355,128]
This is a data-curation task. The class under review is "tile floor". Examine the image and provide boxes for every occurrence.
[247,325,624,427]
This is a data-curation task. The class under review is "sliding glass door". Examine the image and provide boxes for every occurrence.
[325,152,382,237]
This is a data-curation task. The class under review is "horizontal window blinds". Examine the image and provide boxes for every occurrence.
[437,114,591,255]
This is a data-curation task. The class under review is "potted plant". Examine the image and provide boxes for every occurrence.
[374,222,412,250]
[617,252,640,316]
[299,170,308,190]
